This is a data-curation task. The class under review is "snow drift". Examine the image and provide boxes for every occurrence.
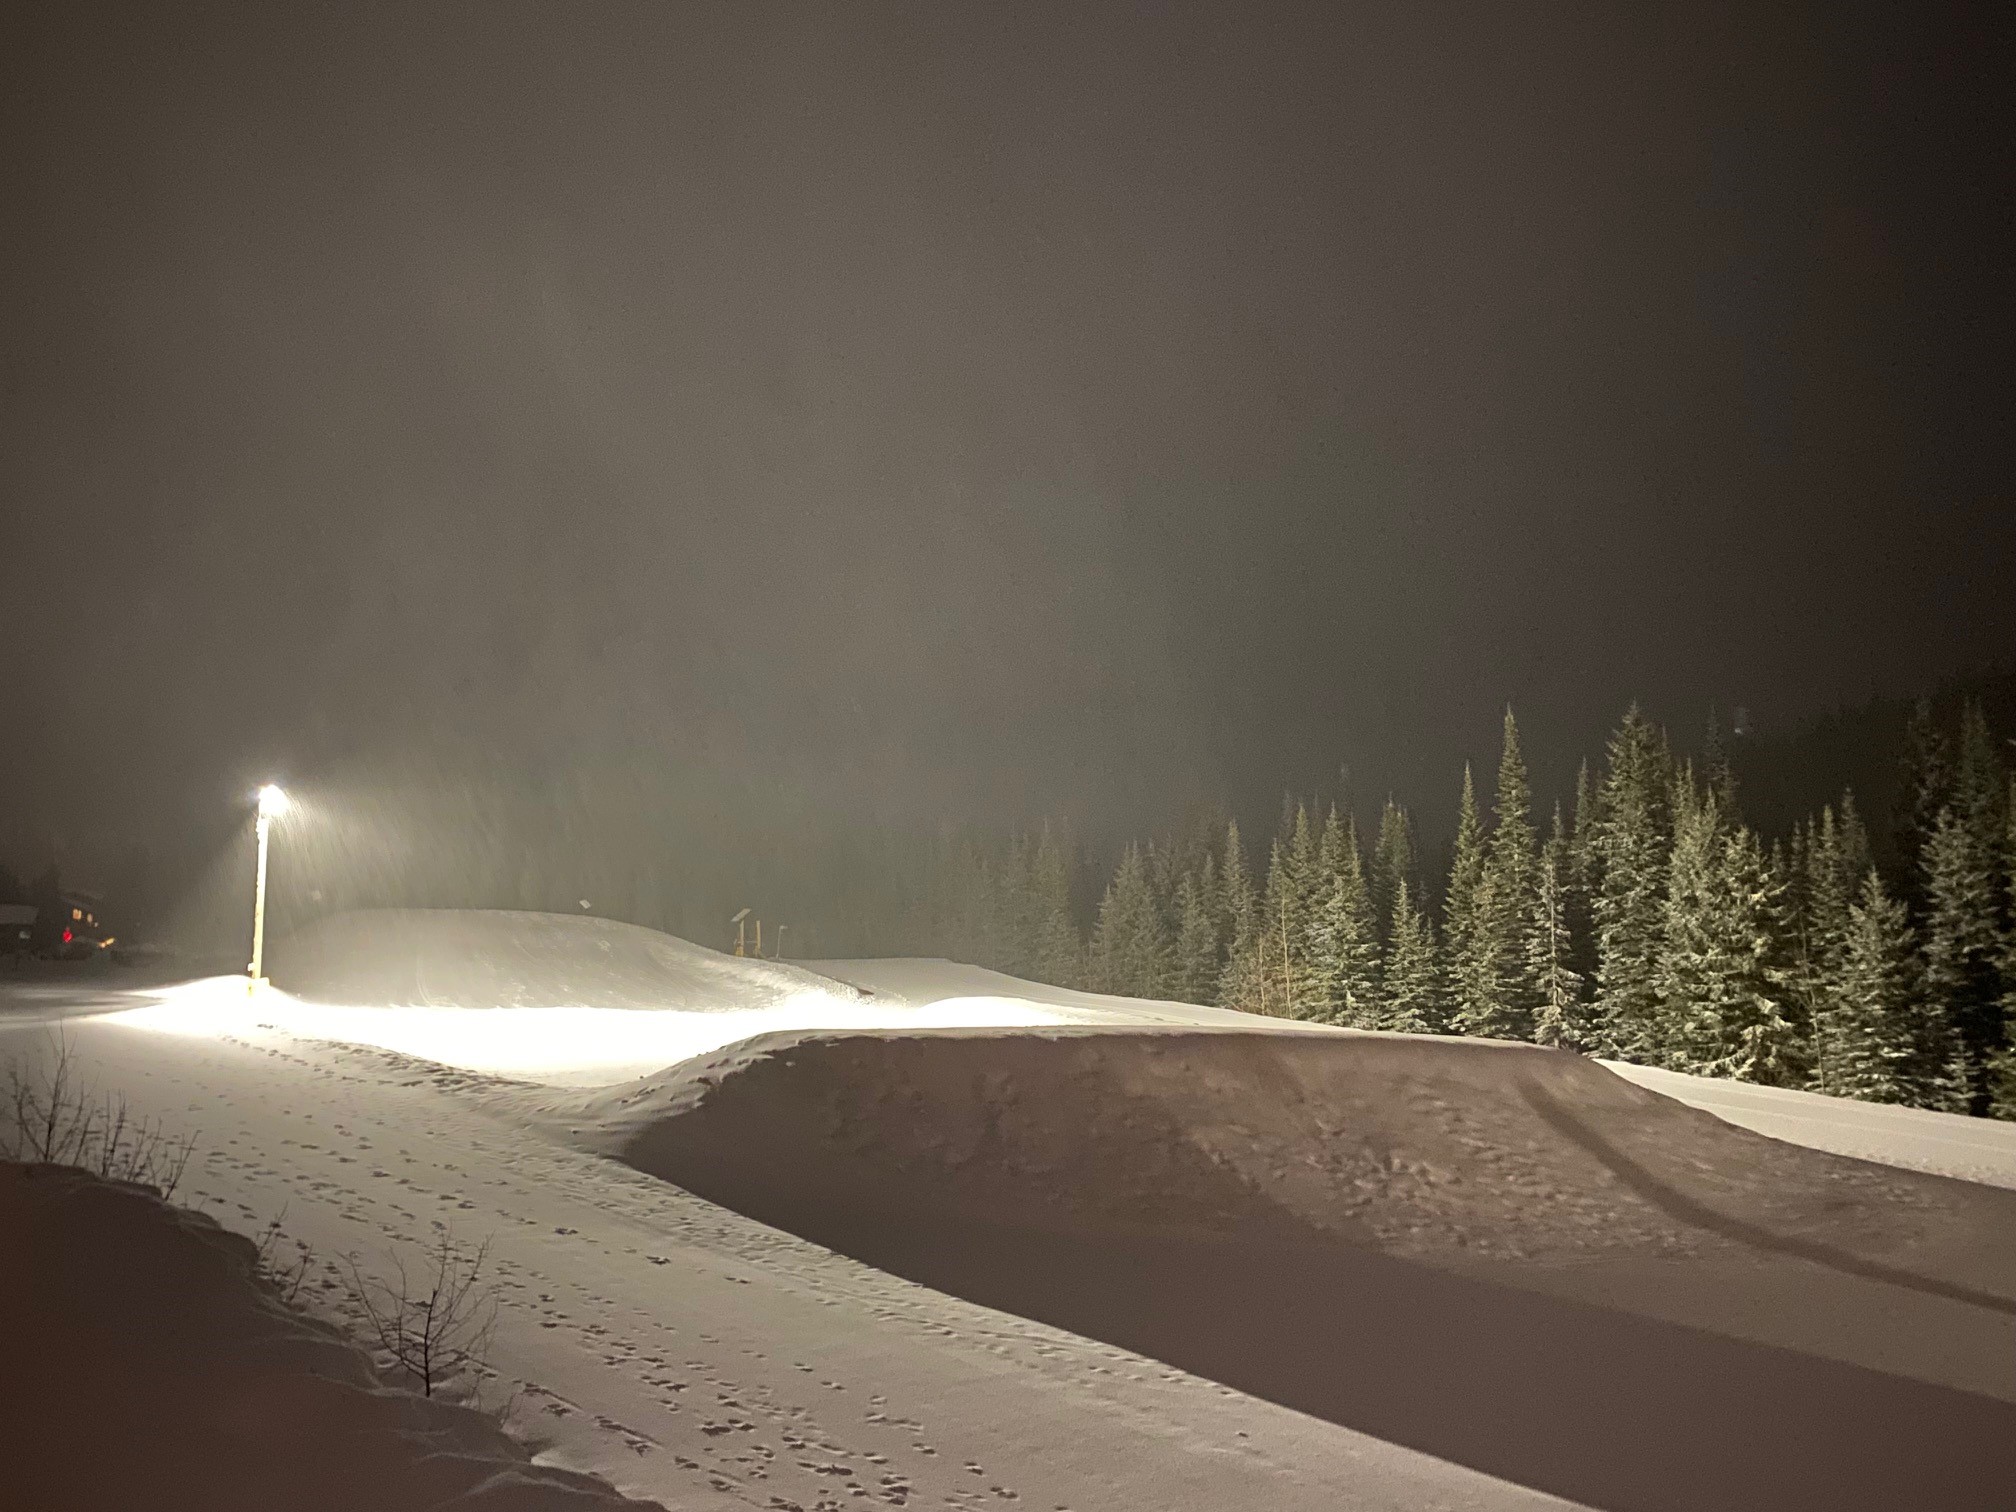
[0,1161,660,1512]
[610,1026,2016,1512]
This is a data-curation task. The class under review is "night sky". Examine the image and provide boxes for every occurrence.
[5,2,2010,912]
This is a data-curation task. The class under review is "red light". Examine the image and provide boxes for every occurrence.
[63,928,73,944]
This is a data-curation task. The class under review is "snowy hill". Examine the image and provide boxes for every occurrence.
[274,908,858,1013]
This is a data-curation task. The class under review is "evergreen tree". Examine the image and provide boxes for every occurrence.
[1090,843,1172,999]
[1284,801,1321,945]
[994,832,1038,979]
[1569,758,1599,891]
[1172,869,1221,1006]
[1258,841,1294,1015]
[2000,778,2016,1119]
[1370,799,1417,943]
[1443,765,1489,1029]
[1381,879,1445,1033]
[1921,805,2006,1112]
[1566,757,1602,995]
[1316,803,1347,895]
[1837,791,1872,882]
[1954,703,2008,862]
[1895,699,1951,915]
[1217,820,1265,1012]
[1217,820,1254,948]
[1821,871,1931,1104]
[1656,778,1797,1083]
[1593,705,1672,1060]
[1254,807,1323,1016]
[1702,707,1738,813]
[1531,805,1588,1049]
[1798,803,1858,1083]
[1311,819,1381,1025]
[1029,823,1083,988]
[1459,709,1540,1040]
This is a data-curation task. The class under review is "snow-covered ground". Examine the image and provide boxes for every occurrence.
[2,1159,657,1511]
[0,924,1581,1512]
[1604,1059,2016,1192]
[4,910,2013,1511]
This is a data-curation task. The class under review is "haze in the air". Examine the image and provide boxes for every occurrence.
[4,1,2009,928]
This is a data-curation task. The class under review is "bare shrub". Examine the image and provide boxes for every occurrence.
[343,1233,498,1398]
[1,1032,198,1197]
[254,1209,315,1306]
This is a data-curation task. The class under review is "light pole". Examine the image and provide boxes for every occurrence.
[249,783,289,990]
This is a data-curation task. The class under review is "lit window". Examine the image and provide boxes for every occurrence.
[71,908,82,921]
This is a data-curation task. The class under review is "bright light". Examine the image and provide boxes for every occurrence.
[99,979,1068,1087]
[257,784,290,818]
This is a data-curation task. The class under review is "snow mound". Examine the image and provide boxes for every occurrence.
[609,1026,2016,1274]
[603,1027,2016,1511]
[0,1161,660,1512]
[275,908,849,1012]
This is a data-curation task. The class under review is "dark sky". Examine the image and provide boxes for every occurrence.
[4,1,2011,908]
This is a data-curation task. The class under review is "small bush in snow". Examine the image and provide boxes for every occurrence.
[1,1032,197,1198]
[343,1232,499,1398]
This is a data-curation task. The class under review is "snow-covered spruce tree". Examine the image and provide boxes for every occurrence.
[1531,804,1589,1050]
[1254,807,1323,1017]
[1370,798,1418,945]
[1655,776,1798,1083]
[1825,870,1933,1104]
[1894,698,1952,918]
[1315,803,1346,897]
[1921,805,2006,1113]
[1029,822,1084,989]
[1442,765,1488,1031]
[990,832,1036,980]
[1592,705,1672,1061]
[1457,709,1540,1041]
[1284,801,1322,947]
[1566,757,1602,994]
[1310,817,1381,1026]
[1090,843,1172,1000]
[2000,778,2016,1119]
[1381,879,1447,1032]
[1800,803,1859,1093]
[1172,868,1221,1007]
[1216,820,1266,1012]
[1701,707,1738,815]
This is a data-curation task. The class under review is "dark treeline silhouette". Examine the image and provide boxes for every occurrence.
[908,701,2016,1122]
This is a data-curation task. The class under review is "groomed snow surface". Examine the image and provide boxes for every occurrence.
[5,908,2015,1512]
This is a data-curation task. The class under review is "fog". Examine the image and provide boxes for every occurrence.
[5,2,2008,941]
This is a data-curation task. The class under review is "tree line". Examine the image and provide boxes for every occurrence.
[899,701,2016,1121]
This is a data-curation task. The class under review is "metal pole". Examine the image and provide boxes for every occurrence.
[249,811,272,988]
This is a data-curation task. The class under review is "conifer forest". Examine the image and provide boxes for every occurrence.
[890,700,2016,1121]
